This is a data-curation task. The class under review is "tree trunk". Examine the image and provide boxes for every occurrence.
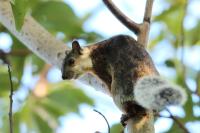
[125,111,154,133]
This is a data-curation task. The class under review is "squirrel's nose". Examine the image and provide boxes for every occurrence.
[62,74,68,80]
[62,71,74,80]
[62,75,66,80]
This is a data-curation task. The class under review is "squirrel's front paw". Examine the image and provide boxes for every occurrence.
[120,114,130,127]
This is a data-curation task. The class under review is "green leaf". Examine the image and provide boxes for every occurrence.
[13,112,21,133]
[29,54,45,74]
[154,5,179,22]
[0,65,21,94]
[183,93,196,122]
[11,36,27,78]
[11,0,28,31]
[0,65,9,92]
[32,1,84,37]
[1,115,9,133]
[148,29,165,49]
[0,72,11,94]
[0,35,30,94]
[110,123,123,133]
[40,99,66,119]
[166,0,187,5]
[154,3,184,37]
[0,24,6,32]
[81,32,103,43]
[165,59,175,68]
[9,36,28,89]
[46,82,94,113]
[185,20,200,45]
[32,111,54,133]
[19,99,36,129]
[9,56,25,82]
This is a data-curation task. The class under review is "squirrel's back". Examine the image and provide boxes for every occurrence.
[90,35,158,83]
[89,35,186,112]
[62,34,187,113]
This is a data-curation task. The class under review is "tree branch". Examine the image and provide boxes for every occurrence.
[93,109,110,133]
[102,0,141,34]
[0,0,109,95]
[166,109,189,133]
[137,0,154,47]
[125,111,154,133]
[143,0,154,23]
[102,0,154,47]
[158,112,189,133]
[0,0,68,68]
[8,64,13,133]
[0,49,14,133]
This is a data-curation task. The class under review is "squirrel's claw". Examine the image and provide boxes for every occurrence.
[120,114,130,127]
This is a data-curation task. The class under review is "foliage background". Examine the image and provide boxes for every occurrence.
[0,0,200,132]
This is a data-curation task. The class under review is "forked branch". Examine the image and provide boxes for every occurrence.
[103,0,141,34]
[103,0,155,47]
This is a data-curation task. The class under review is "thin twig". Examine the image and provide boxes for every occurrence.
[166,109,189,133]
[102,0,141,34]
[93,109,110,133]
[1,49,14,133]
[8,64,14,133]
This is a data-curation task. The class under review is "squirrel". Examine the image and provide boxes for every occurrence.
[61,35,186,125]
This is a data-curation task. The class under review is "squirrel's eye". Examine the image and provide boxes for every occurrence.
[68,58,75,66]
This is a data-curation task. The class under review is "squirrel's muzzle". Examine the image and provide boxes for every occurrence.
[62,71,74,80]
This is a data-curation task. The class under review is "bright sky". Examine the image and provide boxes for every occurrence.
[0,0,200,133]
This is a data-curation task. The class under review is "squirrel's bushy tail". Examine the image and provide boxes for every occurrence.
[134,76,187,111]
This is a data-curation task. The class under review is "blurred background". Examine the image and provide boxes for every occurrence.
[0,0,200,132]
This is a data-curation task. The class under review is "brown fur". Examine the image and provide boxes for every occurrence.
[88,35,158,113]
[62,34,158,115]
[89,35,158,91]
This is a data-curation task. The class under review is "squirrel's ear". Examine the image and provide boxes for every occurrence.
[72,40,82,54]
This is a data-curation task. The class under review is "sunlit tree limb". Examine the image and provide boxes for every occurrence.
[0,0,110,95]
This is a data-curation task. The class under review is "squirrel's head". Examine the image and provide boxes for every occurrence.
[62,40,92,80]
